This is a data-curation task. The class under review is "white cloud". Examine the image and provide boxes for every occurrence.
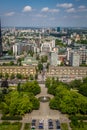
[5,12,15,16]
[78,5,87,12]
[49,9,60,13]
[41,7,59,13]
[57,3,73,8]
[66,8,76,13]
[23,6,32,12]
[78,5,86,9]
[41,7,49,12]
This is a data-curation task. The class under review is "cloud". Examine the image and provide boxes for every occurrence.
[41,7,59,13]
[66,8,76,13]
[5,12,15,16]
[57,3,73,8]
[41,7,49,12]
[23,6,32,12]
[78,5,86,9]
[49,9,60,13]
[78,5,87,11]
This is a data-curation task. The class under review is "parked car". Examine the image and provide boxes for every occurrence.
[56,120,61,130]
[48,119,53,129]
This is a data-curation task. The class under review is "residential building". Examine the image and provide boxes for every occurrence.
[0,66,36,76]
[70,52,80,66]
[46,66,87,82]
[50,51,58,66]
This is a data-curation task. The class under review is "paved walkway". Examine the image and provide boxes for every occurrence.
[22,83,71,130]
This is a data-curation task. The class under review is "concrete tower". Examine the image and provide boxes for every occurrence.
[0,19,3,56]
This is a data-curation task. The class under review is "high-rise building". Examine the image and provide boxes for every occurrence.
[50,51,58,66]
[70,52,80,66]
[0,19,3,56]
[57,27,60,32]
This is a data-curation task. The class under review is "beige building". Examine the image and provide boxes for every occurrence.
[0,66,36,76]
[46,66,87,82]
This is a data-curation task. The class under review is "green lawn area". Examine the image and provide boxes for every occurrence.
[0,122,22,130]
[24,123,30,130]
[71,122,87,130]
[61,123,68,130]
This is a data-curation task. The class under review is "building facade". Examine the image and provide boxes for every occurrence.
[70,52,80,66]
[0,66,36,76]
[46,66,87,82]
[50,51,58,66]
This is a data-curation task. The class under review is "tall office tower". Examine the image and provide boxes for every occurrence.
[57,27,60,32]
[0,20,3,56]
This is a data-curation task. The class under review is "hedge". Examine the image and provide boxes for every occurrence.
[1,115,22,120]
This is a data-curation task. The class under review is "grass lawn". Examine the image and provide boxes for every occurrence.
[24,123,30,130]
[61,123,68,130]
[71,122,87,130]
[0,122,22,130]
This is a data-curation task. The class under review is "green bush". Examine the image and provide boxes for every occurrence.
[1,115,22,120]
[2,121,11,125]
[69,115,87,120]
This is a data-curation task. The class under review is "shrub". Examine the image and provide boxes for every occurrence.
[1,115,22,120]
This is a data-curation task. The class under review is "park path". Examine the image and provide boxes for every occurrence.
[22,83,71,130]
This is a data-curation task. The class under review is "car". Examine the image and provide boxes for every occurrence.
[56,120,61,130]
[31,122,36,129]
[56,120,60,126]
[38,122,44,129]
[48,119,53,129]
[48,124,53,129]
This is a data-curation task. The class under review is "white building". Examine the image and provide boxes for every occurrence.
[70,52,80,66]
[13,43,21,56]
[50,51,58,66]
[41,40,55,52]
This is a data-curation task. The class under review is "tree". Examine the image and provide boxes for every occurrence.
[69,79,82,89]
[38,62,43,72]
[16,73,23,79]
[29,74,34,80]
[4,73,9,79]
[1,79,9,88]
[79,83,87,97]
[2,91,40,115]
[0,73,3,79]
[10,73,15,79]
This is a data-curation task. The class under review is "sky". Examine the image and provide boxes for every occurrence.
[0,0,87,27]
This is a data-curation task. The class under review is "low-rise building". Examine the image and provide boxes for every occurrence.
[0,66,36,76]
[22,55,38,66]
[46,66,87,81]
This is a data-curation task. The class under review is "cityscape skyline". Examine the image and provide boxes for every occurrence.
[0,0,87,27]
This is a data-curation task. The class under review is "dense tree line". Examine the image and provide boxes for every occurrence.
[46,78,87,115]
[0,81,40,115]
[69,77,87,97]
[18,81,41,95]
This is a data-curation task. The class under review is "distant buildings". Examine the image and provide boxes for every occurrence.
[57,27,60,32]
[41,40,55,52]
